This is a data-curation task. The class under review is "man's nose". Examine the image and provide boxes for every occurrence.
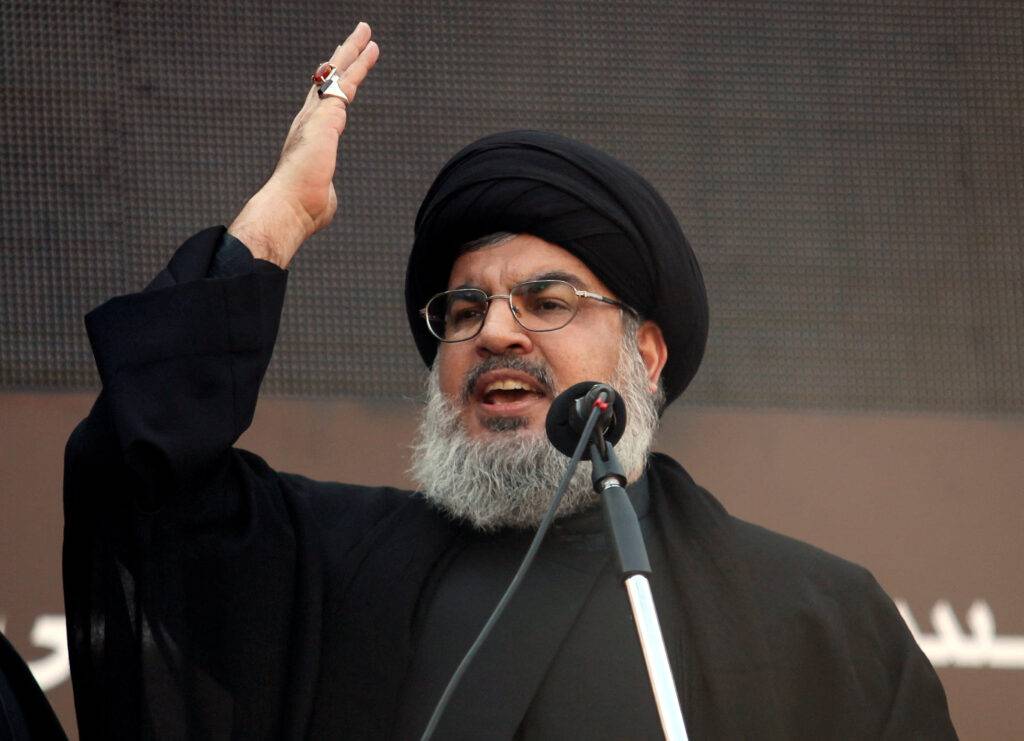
[474,298,534,357]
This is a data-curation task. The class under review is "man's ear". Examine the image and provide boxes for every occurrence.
[635,320,668,393]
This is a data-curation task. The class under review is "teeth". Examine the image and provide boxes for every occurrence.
[484,379,534,393]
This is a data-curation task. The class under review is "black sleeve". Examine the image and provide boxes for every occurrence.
[862,573,959,740]
[209,232,257,279]
[62,226,309,739]
[80,226,285,495]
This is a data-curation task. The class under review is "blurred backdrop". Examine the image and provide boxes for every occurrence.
[2,1,1022,737]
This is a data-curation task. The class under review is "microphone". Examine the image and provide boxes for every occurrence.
[545,381,627,459]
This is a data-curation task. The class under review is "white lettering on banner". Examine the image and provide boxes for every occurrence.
[897,600,1024,669]
[0,614,71,691]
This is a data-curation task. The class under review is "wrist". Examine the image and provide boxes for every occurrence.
[228,186,314,268]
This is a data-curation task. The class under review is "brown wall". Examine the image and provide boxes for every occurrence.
[2,392,1021,738]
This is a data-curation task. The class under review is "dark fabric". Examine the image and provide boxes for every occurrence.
[393,480,669,741]
[405,130,709,406]
[392,527,609,740]
[209,232,256,279]
[65,228,956,739]
[0,631,67,740]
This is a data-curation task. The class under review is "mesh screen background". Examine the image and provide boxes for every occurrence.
[3,0,1022,413]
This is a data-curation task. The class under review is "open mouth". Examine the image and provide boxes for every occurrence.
[482,380,544,406]
[473,372,548,413]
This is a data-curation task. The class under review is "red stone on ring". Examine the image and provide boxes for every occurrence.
[312,62,335,86]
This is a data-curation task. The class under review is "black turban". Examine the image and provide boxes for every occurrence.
[405,130,708,406]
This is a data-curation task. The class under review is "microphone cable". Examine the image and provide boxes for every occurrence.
[419,396,607,741]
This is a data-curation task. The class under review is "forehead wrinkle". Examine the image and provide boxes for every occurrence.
[528,270,590,289]
[446,235,609,294]
[449,269,593,294]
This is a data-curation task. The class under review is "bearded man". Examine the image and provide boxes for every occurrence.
[63,23,956,740]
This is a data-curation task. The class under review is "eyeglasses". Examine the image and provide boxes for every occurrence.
[420,279,639,343]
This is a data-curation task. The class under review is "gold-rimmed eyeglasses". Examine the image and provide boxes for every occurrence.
[420,279,639,343]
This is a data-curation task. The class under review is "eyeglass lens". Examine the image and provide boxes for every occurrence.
[426,280,580,341]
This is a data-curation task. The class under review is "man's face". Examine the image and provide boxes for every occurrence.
[436,234,639,439]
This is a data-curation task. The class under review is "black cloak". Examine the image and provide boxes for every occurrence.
[63,228,956,739]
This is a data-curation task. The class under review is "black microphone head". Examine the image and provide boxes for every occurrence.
[545,381,627,459]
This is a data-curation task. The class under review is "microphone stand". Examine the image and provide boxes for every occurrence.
[590,431,689,741]
[421,383,687,741]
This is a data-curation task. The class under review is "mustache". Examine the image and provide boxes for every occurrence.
[461,356,557,403]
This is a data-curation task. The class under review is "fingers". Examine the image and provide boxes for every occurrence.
[330,21,373,72]
[334,38,379,105]
[312,21,379,108]
[286,21,378,145]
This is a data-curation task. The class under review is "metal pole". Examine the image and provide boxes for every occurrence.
[624,575,689,741]
[591,439,689,741]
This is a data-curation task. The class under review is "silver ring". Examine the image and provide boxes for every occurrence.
[318,76,350,104]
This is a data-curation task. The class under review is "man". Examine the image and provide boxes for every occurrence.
[63,22,956,739]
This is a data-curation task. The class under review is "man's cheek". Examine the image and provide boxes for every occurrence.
[435,354,465,401]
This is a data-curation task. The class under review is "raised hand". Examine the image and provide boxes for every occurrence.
[230,22,380,267]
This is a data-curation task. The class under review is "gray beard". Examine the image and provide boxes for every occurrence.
[409,336,662,531]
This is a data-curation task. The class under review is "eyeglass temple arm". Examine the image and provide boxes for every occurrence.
[577,290,640,318]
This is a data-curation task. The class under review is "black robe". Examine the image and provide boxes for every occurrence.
[63,227,956,739]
